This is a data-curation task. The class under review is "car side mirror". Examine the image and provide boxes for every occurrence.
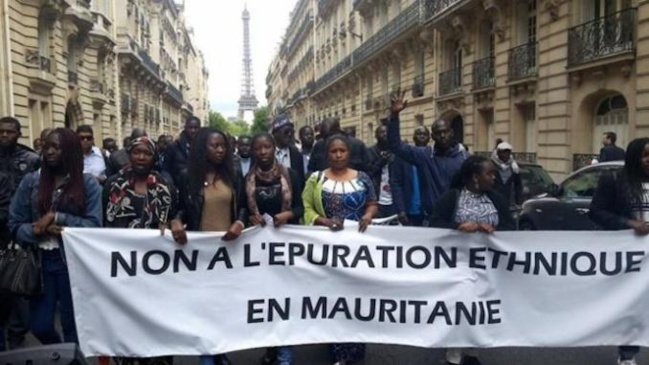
[546,183,560,197]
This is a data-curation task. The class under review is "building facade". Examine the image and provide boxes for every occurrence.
[0,0,208,147]
[268,0,646,179]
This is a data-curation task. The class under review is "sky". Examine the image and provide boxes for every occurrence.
[184,0,296,119]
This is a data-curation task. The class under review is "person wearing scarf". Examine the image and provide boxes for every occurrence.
[491,142,522,209]
[246,133,303,365]
[104,136,177,229]
[102,136,178,365]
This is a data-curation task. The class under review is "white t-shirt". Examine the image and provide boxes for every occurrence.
[378,164,392,205]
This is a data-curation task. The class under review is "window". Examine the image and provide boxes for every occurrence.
[524,104,537,153]
[593,94,628,153]
[561,166,619,198]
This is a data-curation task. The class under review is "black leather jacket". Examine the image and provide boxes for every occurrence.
[175,170,248,231]
[0,144,40,194]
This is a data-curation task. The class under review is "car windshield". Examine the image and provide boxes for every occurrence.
[561,164,622,199]
[521,165,554,187]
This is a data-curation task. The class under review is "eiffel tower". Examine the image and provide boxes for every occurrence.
[237,4,258,123]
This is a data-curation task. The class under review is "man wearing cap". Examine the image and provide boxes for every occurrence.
[272,115,305,183]
[492,142,522,209]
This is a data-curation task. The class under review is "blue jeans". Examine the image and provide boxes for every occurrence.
[276,346,294,365]
[30,250,77,345]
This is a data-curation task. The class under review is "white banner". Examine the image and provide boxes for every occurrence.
[62,225,649,357]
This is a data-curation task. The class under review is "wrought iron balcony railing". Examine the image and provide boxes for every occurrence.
[166,82,183,103]
[288,13,313,54]
[508,42,537,81]
[422,0,463,23]
[352,1,420,66]
[568,8,636,67]
[472,56,495,90]
[439,67,462,96]
[138,48,162,79]
[411,75,424,98]
[475,152,537,164]
[314,55,352,92]
[573,154,598,171]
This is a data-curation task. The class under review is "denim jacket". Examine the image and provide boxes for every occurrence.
[8,171,103,247]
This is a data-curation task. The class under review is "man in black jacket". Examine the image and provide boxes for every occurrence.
[164,117,200,183]
[307,117,369,174]
[272,115,305,182]
[598,131,626,162]
[0,172,10,351]
[0,117,38,350]
[368,124,395,218]
[0,117,40,192]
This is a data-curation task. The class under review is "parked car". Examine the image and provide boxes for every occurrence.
[518,161,624,230]
[519,163,555,202]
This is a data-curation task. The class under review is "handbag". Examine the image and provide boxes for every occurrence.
[0,242,43,297]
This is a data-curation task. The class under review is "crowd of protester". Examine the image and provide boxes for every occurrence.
[0,88,642,365]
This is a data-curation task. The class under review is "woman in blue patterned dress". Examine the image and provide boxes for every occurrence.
[302,134,378,365]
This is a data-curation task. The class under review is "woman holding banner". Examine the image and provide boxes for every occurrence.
[170,127,247,365]
[8,128,102,346]
[590,137,649,365]
[245,132,303,365]
[429,154,515,365]
[302,133,378,365]
[102,135,177,365]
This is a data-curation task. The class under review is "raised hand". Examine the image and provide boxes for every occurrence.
[390,89,408,115]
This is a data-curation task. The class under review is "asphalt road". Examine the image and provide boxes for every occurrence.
[18,330,646,364]
[209,345,643,365]
[102,345,645,365]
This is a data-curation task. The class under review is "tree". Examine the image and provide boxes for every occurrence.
[209,111,228,131]
[251,106,269,134]
[229,119,250,137]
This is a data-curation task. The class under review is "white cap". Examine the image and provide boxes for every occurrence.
[497,142,513,151]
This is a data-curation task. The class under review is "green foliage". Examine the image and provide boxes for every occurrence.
[208,111,229,131]
[228,119,250,137]
[209,111,250,137]
[251,106,269,134]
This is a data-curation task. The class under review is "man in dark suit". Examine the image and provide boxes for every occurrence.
[307,117,369,174]
[598,131,626,163]
[272,115,305,183]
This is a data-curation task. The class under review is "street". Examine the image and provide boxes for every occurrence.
[178,345,637,364]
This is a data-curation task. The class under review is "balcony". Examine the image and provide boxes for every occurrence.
[411,75,424,98]
[438,67,462,96]
[166,82,183,104]
[508,42,537,81]
[573,154,597,171]
[318,0,336,18]
[568,8,636,67]
[25,49,52,73]
[138,48,162,79]
[89,79,104,93]
[314,55,352,92]
[422,0,469,25]
[352,1,420,67]
[472,56,494,90]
